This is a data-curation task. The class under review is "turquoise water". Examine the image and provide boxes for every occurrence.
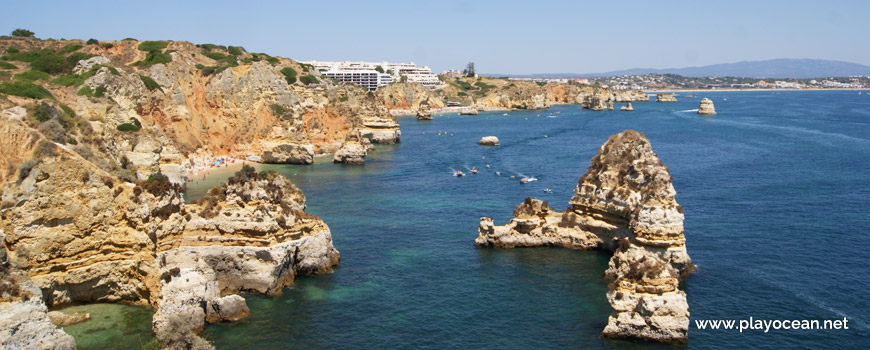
[185,91,867,349]
[58,303,155,349]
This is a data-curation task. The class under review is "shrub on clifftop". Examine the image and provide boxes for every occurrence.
[299,75,318,85]
[280,67,297,84]
[137,41,169,51]
[11,29,35,38]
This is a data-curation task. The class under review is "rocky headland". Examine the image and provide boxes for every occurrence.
[433,77,648,112]
[475,130,693,343]
[0,37,350,349]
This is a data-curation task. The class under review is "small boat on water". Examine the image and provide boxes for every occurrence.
[496,171,501,176]
[454,170,464,177]
[544,188,552,194]
[471,168,478,174]
[503,113,508,116]
[485,164,490,168]
[520,177,538,184]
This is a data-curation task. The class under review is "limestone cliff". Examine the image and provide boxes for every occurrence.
[0,142,339,348]
[0,38,401,182]
[475,130,692,343]
[0,230,77,350]
[377,82,445,111]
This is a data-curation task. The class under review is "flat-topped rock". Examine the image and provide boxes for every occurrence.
[656,93,677,102]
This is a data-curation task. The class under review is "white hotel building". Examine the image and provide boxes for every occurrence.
[301,61,443,90]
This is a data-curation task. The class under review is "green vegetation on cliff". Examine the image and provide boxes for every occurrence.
[132,50,172,67]
[137,41,169,51]
[280,67,297,84]
[139,75,161,91]
[0,81,54,99]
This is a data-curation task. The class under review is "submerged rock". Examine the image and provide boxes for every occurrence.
[698,98,716,115]
[475,130,692,343]
[47,311,91,327]
[478,136,499,146]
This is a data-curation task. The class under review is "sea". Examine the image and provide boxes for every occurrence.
[62,90,870,349]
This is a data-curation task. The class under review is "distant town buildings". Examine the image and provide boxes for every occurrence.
[508,77,569,83]
[302,61,443,90]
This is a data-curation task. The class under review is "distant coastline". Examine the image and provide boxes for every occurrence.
[644,87,867,93]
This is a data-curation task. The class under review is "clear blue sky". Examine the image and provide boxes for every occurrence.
[5,0,868,74]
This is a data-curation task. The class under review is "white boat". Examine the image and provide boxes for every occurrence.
[520,177,537,184]
[454,170,464,177]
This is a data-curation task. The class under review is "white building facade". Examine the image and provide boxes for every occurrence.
[301,60,443,90]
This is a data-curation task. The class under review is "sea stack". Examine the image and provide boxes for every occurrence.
[416,101,433,120]
[333,129,371,164]
[478,136,499,146]
[698,98,716,115]
[475,130,692,343]
[620,102,634,111]
[656,93,677,102]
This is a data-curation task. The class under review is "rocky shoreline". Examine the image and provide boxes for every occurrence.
[1,141,338,349]
[475,130,693,343]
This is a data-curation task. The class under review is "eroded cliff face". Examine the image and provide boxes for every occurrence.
[0,38,401,185]
[377,82,445,111]
[475,130,692,343]
[0,144,339,348]
[0,230,76,350]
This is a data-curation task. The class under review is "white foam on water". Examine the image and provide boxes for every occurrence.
[743,267,869,330]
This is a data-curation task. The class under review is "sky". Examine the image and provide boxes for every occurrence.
[5,0,869,75]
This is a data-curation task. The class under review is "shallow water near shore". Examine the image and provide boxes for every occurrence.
[78,91,870,349]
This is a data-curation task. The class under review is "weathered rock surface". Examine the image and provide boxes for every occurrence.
[698,98,716,115]
[47,311,91,327]
[1,144,339,347]
[460,108,479,115]
[478,136,499,146]
[377,82,445,111]
[475,130,692,343]
[656,93,677,102]
[416,101,432,120]
[0,297,77,350]
[72,56,111,74]
[333,129,370,164]
[620,102,634,111]
[0,230,77,350]
[205,295,250,323]
[262,143,315,164]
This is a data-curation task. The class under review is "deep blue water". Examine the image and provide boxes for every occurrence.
[171,91,869,349]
